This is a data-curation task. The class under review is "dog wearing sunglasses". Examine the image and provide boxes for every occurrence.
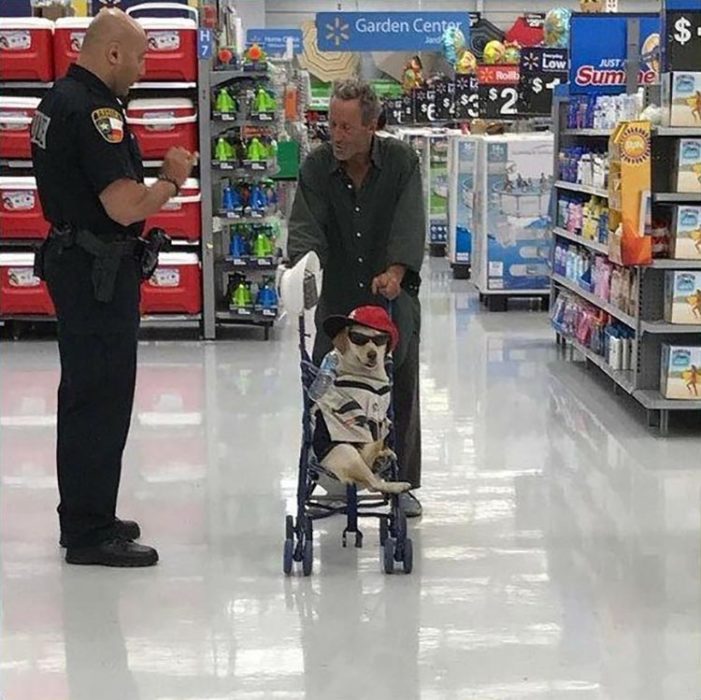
[312,307,412,495]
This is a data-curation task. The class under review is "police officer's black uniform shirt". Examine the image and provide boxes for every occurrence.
[31,64,145,240]
[30,64,145,334]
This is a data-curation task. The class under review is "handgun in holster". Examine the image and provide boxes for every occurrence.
[136,227,172,281]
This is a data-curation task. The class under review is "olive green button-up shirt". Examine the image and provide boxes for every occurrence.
[287,136,426,364]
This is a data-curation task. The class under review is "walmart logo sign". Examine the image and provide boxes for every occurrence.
[316,11,470,52]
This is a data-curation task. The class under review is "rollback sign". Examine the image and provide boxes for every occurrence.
[569,14,661,94]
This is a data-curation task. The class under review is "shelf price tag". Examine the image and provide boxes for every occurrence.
[665,11,701,71]
[518,47,568,116]
[384,96,412,126]
[433,79,456,121]
[412,88,438,123]
[453,75,479,120]
[477,65,520,119]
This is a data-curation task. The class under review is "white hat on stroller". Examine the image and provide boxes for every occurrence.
[276,251,322,316]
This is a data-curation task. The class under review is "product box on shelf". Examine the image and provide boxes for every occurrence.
[144,177,201,241]
[676,139,701,193]
[0,18,54,82]
[140,253,201,315]
[664,72,701,128]
[135,16,197,82]
[0,97,40,159]
[126,98,198,159]
[671,206,701,260]
[664,271,701,324]
[607,120,652,265]
[452,137,478,264]
[660,344,701,400]
[482,134,553,291]
[53,17,91,78]
[0,177,50,240]
[0,253,54,316]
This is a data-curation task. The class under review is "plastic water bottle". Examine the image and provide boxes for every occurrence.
[308,350,339,401]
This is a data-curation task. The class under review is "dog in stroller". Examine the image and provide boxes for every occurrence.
[278,252,414,577]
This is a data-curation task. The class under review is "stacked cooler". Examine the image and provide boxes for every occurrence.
[0,17,55,318]
[0,6,202,326]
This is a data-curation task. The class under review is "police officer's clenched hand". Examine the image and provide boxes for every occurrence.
[160,146,198,192]
[100,147,197,228]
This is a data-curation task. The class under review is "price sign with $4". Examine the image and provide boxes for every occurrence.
[666,11,701,71]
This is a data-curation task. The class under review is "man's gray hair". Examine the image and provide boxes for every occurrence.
[331,78,381,125]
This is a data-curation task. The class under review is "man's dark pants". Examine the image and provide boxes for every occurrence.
[44,241,140,548]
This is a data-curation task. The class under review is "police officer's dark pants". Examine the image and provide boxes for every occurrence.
[44,242,140,548]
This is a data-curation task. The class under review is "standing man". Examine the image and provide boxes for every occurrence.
[288,79,425,516]
[31,9,196,566]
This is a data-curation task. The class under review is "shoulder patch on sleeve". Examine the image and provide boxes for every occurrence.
[91,108,124,144]
[30,110,51,150]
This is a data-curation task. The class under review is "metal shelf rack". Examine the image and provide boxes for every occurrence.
[550,92,701,433]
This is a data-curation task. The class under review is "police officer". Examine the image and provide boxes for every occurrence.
[31,9,196,567]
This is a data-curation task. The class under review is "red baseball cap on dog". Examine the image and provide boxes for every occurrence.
[323,305,400,350]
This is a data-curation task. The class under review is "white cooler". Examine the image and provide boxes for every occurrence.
[0,18,54,82]
[127,98,198,159]
[0,97,40,160]
[0,253,55,316]
[0,177,50,240]
[53,17,92,79]
[140,252,202,315]
[144,177,201,241]
[127,4,198,82]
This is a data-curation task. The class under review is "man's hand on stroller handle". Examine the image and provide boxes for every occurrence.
[372,264,406,300]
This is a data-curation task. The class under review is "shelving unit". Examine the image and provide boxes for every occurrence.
[199,57,299,340]
[550,91,701,433]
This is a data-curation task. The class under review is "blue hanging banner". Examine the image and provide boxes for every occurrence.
[246,28,303,56]
[316,12,471,52]
[569,13,661,95]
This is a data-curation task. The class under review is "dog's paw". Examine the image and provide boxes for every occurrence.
[377,480,412,494]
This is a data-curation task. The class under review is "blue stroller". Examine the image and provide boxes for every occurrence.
[279,253,413,576]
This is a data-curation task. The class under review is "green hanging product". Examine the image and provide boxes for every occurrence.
[247,137,266,161]
[231,279,253,307]
[215,88,237,114]
[215,137,235,162]
[254,86,277,113]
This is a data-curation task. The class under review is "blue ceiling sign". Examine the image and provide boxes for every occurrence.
[316,12,471,52]
[246,28,303,56]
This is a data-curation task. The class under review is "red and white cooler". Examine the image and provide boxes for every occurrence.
[0,18,54,82]
[0,177,50,240]
[144,177,201,241]
[53,17,92,79]
[0,253,55,316]
[140,252,201,315]
[0,97,40,160]
[127,98,198,159]
[127,4,198,82]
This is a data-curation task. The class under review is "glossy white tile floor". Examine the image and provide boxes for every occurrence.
[2,260,701,700]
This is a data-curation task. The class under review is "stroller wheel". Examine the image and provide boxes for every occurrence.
[302,539,314,576]
[285,515,294,541]
[395,507,407,542]
[402,538,414,574]
[283,538,294,575]
[379,518,389,546]
[383,538,395,574]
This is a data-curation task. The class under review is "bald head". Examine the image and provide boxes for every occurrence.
[77,8,147,97]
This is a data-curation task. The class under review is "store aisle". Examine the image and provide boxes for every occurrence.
[1,260,700,700]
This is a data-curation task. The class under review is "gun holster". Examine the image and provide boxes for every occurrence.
[136,227,172,281]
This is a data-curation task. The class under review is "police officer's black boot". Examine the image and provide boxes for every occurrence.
[59,518,141,548]
[65,538,159,568]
